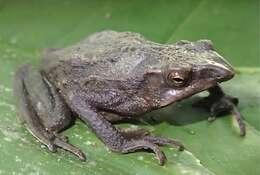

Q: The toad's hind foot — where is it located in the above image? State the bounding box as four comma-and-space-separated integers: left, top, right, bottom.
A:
53, 135, 86, 161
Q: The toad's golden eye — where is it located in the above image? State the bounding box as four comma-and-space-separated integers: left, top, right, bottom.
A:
167, 72, 187, 87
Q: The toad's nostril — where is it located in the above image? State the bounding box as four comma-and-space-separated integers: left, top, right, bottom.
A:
216, 75, 222, 80
211, 65, 235, 82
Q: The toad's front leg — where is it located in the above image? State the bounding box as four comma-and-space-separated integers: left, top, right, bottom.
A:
70, 96, 183, 165
193, 85, 246, 136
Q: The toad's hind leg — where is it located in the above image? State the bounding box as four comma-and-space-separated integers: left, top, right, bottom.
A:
14, 64, 86, 160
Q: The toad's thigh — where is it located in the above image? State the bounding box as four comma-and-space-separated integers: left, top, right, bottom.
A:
15, 64, 74, 132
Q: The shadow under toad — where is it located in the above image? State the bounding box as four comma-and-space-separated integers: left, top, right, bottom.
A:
116, 96, 220, 127
142, 96, 211, 126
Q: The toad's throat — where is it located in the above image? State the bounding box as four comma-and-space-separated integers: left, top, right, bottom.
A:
159, 79, 217, 107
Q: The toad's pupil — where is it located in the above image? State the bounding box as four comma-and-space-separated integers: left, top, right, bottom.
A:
169, 73, 184, 83
173, 77, 184, 83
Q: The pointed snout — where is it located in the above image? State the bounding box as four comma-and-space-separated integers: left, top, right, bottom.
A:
203, 64, 235, 82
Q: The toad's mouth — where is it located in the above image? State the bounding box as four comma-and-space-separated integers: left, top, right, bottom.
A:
159, 79, 218, 107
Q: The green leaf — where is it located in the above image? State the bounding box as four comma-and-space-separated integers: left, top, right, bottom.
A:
0, 0, 259, 174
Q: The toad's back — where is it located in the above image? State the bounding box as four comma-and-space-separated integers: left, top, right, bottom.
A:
41, 31, 164, 80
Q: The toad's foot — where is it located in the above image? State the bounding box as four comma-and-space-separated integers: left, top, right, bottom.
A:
52, 134, 86, 161
192, 85, 246, 136
40, 132, 86, 161
121, 140, 167, 165
114, 128, 184, 165
119, 128, 184, 151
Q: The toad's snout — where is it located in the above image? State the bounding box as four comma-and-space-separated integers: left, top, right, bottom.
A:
201, 64, 235, 82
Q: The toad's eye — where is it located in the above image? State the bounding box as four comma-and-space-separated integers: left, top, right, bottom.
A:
167, 72, 187, 87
